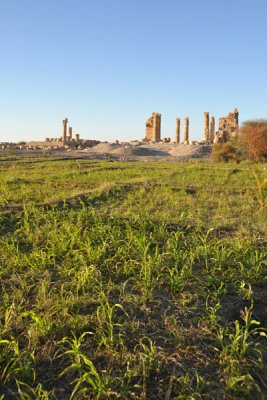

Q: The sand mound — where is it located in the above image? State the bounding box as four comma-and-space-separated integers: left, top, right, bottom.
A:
90, 142, 122, 153
82, 142, 211, 160
111, 146, 170, 157
169, 144, 211, 158
133, 147, 162, 156
111, 146, 135, 156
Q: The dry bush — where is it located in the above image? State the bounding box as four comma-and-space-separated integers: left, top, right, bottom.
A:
239, 120, 267, 161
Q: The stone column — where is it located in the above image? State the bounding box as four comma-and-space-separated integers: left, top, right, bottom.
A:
62, 118, 68, 143
152, 113, 157, 142
146, 115, 153, 142
204, 112, 209, 143
75, 134, 80, 142
68, 127, 72, 140
175, 118, 180, 143
152, 113, 161, 142
184, 117, 189, 144
210, 117, 215, 143
156, 114, 161, 142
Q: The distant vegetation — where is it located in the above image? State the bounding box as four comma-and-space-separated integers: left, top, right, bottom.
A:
239, 120, 267, 161
0, 157, 266, 399
212, 120, 267, 163
211, 139, 244, 163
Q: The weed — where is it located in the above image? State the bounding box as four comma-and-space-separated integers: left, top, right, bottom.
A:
0, 158, 266, 398
252, 169, 267, 210
59, 332, 110, 399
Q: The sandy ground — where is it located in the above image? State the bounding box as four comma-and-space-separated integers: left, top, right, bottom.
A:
0, 143, 212, 161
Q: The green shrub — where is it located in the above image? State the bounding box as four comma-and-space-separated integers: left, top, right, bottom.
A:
212, 140, 245, 163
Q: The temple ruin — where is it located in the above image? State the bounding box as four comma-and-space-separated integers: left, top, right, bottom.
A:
204, 112, 209, 143
210, 116, 215, 143
144, 109, 240, 145
146, 112, 161, 142
216, 108, 239, 142
27, 118, 100, 149
202, 112, 216, 143
175, 118, 180, 143
183, 117, 189, 144
62, 118, 68, 142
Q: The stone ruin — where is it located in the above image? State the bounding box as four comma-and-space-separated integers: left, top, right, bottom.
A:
146, 109, 239, 145
216, 108, 239, 143
145, 113, 190, 144
27, 118, 100, 149
183, 117, 189, 144
146, 113, 191, 144
175, 118, 180, 143
146, 112, 161, 142
46, 118, 100, 148
202, 109, 238, 144
24, 109, 240, 151
175, 117, 190, 144
203, 112, 215, 144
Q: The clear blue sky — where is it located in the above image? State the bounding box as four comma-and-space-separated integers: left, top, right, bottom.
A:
0, 0, 267, 142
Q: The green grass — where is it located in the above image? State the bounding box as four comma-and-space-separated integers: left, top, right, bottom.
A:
0, 156, 266, 399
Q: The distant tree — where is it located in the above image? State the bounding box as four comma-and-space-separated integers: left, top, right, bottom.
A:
239, 120, 267, 161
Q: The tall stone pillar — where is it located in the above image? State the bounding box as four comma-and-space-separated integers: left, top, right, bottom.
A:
152, 113, 157, 142
204, 112, 209, 143
184, 117, 189, 144
175, 118, 180, 143
75, 134, 80, 142
62, 118, 68, 143
210, 117, 215, 143
152, 112, 161, 142
68, 127, 72, 140
146, 115, 153, 142
157, 114, 161, 142
146, 112, 161, 142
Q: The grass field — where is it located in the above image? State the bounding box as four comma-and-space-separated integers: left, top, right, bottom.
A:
0, 156, 266, 399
